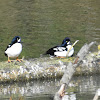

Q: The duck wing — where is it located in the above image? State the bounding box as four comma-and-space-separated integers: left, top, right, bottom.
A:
46, 46, 67, 56
53, 47, 67, 52
46, 46, 58, 56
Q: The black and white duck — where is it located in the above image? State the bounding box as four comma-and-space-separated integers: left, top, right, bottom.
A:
45, 37, 74, 58
5, 36, 22, 62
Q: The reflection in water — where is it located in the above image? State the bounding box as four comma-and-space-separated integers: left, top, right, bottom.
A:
74, 75, 100, 94
63, 93, 76, 100
0, 79, 59, 96
0, 75, 100, 100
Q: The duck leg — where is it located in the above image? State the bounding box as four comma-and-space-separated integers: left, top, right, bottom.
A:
16, 57, 22, 62
8, 57, 12, 63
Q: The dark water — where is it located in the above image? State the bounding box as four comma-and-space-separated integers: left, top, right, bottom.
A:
0, 0, 100, 60
0, 75, 100, 100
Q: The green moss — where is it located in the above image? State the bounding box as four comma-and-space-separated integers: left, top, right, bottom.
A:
0, 61, 24, 70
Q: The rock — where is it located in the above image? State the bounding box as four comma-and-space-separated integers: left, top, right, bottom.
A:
0, 50, 99, 83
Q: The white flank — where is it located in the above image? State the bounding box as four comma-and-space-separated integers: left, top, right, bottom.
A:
54, 45, 74, 57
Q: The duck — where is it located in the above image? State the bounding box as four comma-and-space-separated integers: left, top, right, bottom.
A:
5, 36, 22, 63
45, 37, 74, 58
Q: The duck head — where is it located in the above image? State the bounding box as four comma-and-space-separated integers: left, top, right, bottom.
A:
61, 37, 71, 47
11, 36, 21, 45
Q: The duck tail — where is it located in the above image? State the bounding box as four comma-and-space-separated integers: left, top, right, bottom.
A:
4, 52, 8, 57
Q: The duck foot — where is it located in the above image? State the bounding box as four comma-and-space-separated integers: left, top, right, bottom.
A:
57, 56, 66, 59
8, 60, 13, 63
16, 58, 23, 62
7, 57, 14, 63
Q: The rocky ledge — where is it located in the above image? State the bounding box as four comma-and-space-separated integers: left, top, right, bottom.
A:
0, 52, 100, 83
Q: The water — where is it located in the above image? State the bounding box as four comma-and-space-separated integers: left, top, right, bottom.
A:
0, 0, 100, 60
0, 75, 100, 100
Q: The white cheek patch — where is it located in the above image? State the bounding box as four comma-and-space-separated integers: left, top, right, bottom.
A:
18, 39, 21, 42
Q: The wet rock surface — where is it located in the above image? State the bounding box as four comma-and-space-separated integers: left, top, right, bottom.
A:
75, 52, 100, 75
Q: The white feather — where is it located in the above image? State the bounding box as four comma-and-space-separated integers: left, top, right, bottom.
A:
53, 47, 66, 51
5, 43, 22, 58
54, 45, 74, 57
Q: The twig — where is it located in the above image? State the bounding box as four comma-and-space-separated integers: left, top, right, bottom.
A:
66, 40, 79, 56
93, 89, 100, 100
